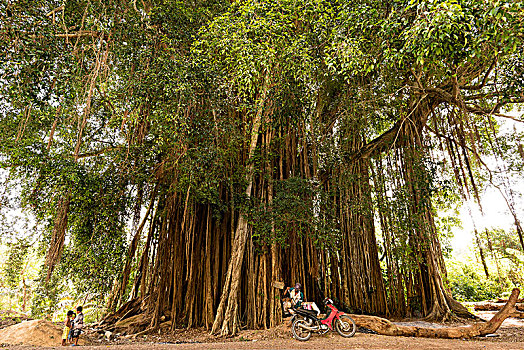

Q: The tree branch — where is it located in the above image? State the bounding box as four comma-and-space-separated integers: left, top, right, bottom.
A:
347, 96, 436, 161
76, 146, 121, 159
461, 57, 498, 91
56, 31, 104, 38
45, 6, 65, 17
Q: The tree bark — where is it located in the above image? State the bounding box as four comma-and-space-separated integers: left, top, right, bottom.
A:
474, 228, 490, 278
474, 303, 524, 312
211, 75, 270, 336
109, 186, 157, 310
45, 193, 71, 282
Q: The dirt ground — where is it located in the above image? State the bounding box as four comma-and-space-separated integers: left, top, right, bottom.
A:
1, 310, 523, 349
2, 333, 524, 350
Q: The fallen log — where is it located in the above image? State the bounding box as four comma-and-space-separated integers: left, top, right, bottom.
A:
474, 303, 524, 311
495, 298, 524, 304
510, 311, 524, 319
350, 288, 520, 339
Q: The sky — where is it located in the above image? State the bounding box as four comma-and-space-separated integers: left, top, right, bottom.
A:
453, 188, 520, 257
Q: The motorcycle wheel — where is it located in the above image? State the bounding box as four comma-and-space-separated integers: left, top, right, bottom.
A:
291, 319, 312, 341
335, 315, 356, 338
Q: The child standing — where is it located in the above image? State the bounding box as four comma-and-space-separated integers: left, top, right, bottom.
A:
68, 312, 76, 343
71, 306, 84, 346
61, 311, 74, 346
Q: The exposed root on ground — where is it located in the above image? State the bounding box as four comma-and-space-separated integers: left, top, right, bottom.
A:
350, 288, 520, 339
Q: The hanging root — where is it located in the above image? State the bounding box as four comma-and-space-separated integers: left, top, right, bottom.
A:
45, 194, 70, 282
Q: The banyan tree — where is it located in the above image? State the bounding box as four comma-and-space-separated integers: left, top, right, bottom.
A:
1, 0, 523, 337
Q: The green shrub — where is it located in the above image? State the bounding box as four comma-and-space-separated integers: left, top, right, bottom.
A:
448, 264, 504, 302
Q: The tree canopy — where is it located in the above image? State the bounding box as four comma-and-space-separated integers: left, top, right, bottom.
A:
1, 0, 523, 335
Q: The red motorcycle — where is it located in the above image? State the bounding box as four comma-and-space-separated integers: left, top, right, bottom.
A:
291, 298, 356, 341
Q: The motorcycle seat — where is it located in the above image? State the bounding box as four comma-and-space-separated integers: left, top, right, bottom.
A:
294, 308, 318, 318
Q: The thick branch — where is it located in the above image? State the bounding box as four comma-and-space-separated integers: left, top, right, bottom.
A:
348, 96, 436, 160
351, 288, 520, 339
349, 79, 522, 162
463, 103, 524, 123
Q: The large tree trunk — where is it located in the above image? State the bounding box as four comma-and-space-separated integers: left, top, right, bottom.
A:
402, 117, 472, 320
366, 98, 472, 320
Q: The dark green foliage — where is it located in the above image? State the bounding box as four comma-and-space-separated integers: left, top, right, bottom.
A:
249, 177, 340, 250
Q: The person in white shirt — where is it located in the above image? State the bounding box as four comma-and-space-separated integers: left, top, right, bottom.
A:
71, 306, 84, 346
283, 283, 304, 314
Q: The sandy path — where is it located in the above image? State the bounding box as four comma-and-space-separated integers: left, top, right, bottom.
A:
6, 333, 524, 350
